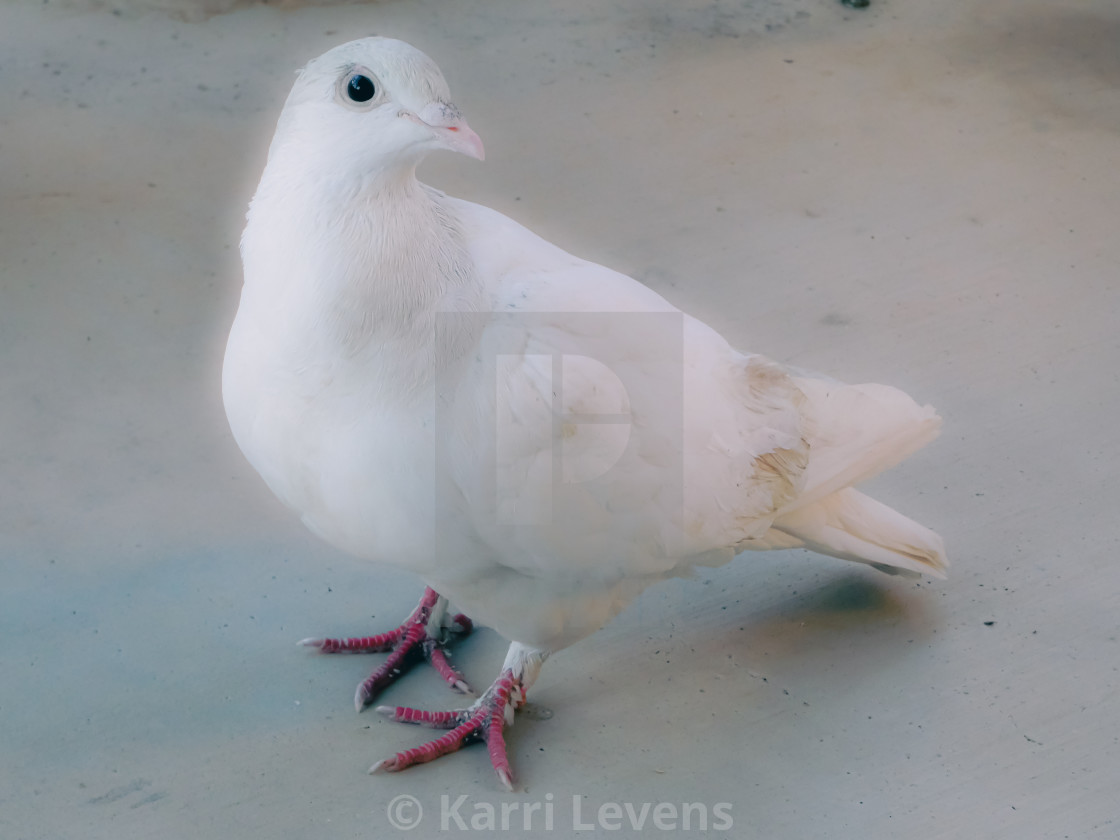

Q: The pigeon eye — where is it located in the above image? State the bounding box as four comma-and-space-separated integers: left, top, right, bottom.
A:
346, 74, 376, 103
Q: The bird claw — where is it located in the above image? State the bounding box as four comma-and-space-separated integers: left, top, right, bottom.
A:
305, 591, 538, 787
302, 587, 474, 711
452, 678, 474, 695
371, 667, 527, 789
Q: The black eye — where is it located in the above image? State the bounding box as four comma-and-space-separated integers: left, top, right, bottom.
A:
346, 74, 376, 103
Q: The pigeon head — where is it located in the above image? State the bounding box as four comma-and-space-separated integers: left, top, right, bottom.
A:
268, 37, 484, 181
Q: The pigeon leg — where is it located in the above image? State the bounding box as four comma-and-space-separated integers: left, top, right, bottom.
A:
370, 642, 548, 791
299, 587, 474, 711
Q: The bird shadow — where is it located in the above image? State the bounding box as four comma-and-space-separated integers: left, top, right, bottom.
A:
740, 573, 929, 647
361, 570, 939, 789
547, 566, 941, 710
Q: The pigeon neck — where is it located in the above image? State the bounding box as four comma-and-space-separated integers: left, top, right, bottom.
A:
241, 163, 481, 374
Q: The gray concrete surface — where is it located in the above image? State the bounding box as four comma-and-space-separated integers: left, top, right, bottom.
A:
2, 0, 1118, 837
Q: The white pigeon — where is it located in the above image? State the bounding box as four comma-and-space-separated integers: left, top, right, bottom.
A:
222, 36, 948, 790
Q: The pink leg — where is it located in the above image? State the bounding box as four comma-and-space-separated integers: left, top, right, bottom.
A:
371, 669, 525, 791
368, 644, 548, 790
299, 587, 473, 712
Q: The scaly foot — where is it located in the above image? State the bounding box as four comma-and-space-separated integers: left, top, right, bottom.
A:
370, 643, 548, 790
299, 587, 473, 711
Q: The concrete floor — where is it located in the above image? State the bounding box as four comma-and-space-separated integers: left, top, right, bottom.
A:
3, 0, 1118, 837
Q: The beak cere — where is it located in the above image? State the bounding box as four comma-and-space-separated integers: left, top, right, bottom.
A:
414, 102, 486, 161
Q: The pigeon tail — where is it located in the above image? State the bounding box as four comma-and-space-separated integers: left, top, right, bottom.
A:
753, 375, 947, 578
770, 487, 947, 579
785, 376, 943, 514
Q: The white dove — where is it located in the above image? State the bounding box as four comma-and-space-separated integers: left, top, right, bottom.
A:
222, 36, 947, 790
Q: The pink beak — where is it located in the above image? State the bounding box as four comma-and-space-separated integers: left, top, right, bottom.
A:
415, 102, 485, 161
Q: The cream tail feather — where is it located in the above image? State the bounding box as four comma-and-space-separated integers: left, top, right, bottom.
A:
745, 376, 947, 579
